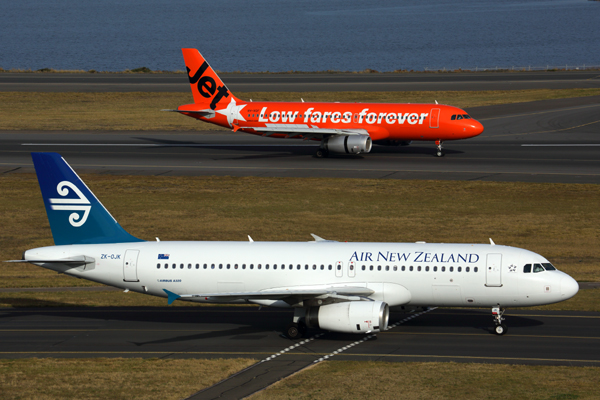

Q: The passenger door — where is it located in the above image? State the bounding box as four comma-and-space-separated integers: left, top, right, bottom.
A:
485, 253, 502, 287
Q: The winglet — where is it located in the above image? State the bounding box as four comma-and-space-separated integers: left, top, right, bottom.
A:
163, 289, 181, 305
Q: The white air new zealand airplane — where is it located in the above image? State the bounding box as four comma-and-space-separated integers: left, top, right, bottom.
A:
10, 153, 579, 338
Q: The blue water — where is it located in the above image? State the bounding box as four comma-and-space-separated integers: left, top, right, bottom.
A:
1, 0, 598, 72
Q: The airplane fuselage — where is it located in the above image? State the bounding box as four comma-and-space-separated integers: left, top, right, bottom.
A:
25, 241, 577, 309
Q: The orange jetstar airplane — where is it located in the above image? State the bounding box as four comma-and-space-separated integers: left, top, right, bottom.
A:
168, 49, 484, 157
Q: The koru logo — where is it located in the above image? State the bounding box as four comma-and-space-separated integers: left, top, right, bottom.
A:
49, 181, 91, 227
508, 264, 517, 273
187, 61, 229, 110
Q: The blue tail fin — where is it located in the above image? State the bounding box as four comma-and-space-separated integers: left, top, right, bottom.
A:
31, 152, 144, 245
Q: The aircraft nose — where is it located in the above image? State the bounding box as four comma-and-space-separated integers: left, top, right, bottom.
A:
560, 276, 579, 300
469, 120, 484, 137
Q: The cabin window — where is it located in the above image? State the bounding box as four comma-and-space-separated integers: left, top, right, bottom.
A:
458, 266, 462, 272
219, 264, 223, 269
172, 264, 176, 269
196, 264, 200, 269
257, 264, 262, 270
265, 264, 269, 270
234, 264, 238, 269
370, 265, 374, 271
157, 263, 160, 269
273, 264, 277, 270
433, 266, 437, 272
289, 264, 293, 270
377, 265, 382, 271
393, 266, 397, 271
337, 265, 342, 271
297, 264, 302, 270
449, 266, 454, 272
401, 266, 406, 271
441, 266, 446, 272
386, 266, 390, 271
250, 264, 254, 270
320, 265, 325, 270
466, 266, 470, 272
313, 264, 317, 270
242, 264, 246, 269
164, 263, 168, 269
227, 264, 231, 269
474, 267, 478, 272
180, 264, 184, 269
328, 265, 333, 270
211, 264, 215, 269
188, 263, 192, 269
417, 266, 422, 272
305, 264, 309, 270
425, 266, 429, 272
409, 266, 414, 271
543, 263, 556, 271
362, 265, 366, 271
203, 263, 208, 269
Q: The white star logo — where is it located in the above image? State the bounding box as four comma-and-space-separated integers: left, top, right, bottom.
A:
216, 98, 247, 127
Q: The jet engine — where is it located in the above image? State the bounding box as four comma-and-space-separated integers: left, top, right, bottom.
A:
324, 135, 372, 154
306, 301, 389, 333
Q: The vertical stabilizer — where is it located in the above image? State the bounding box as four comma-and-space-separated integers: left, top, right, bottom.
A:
181, 48, 237, 109
31, 152, 144, 245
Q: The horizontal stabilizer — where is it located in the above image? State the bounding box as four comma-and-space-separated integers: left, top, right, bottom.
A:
162, 109, 216, 118
6, 255, 95, 265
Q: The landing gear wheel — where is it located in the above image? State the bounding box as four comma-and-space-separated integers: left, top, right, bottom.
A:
315, 149, 329, 158
435, 140, 444, 157
286, 323, 302, 339
495, 323, 508, 335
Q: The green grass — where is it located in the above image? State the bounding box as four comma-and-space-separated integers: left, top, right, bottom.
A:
1, 88, 599, 131
252, 361, 600, 400
0, 358, 256, 400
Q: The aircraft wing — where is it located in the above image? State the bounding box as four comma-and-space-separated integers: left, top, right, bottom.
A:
241, 124, 369, 139
163, 286, 374, 305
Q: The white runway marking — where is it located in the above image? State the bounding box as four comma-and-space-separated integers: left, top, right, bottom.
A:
521, 144, 600, 147
21, 143, 317, 147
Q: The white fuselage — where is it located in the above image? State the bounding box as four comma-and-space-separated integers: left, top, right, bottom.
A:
25, 241, 579, 308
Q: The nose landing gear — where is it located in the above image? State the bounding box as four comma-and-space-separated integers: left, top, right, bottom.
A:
492, 306, 508, 335
435, 140, 444, 157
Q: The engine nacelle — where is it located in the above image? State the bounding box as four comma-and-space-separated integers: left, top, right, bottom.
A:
306, 301, 389, 334
324, 135, 372, 154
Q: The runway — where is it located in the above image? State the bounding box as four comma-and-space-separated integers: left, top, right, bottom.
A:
0, 307, 597, 366
2, 96, 599, 184
1, 70, 599, 92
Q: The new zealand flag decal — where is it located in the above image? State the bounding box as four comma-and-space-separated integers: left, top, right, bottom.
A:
158, 254, 170, 260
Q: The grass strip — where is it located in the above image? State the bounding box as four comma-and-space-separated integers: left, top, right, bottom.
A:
1, 88, 599, 131
0, 287, 596, 311
2, 174, 599, 288
252, 361, 600, 400
0, 358, 256, 400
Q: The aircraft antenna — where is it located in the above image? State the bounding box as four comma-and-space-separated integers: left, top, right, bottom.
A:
435, 100, 438, 104
489, 238, 495, 245
248, 235, 254, 242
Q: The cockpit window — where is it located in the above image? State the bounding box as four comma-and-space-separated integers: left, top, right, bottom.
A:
462, 114, 471, 119
456, 115, 463, 120
451, 115, 456, 120
542, 263, 556, 271
533, 263, 545, 273
523, 264, 531, 273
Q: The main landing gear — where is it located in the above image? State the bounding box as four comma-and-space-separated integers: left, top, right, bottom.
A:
286, 308, 308, 339
315, 148, 329, 158
435, 140, 444, 157
492, 306, 508, 335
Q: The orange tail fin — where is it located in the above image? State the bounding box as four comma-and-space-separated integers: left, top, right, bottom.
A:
181, 48, 235, 109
